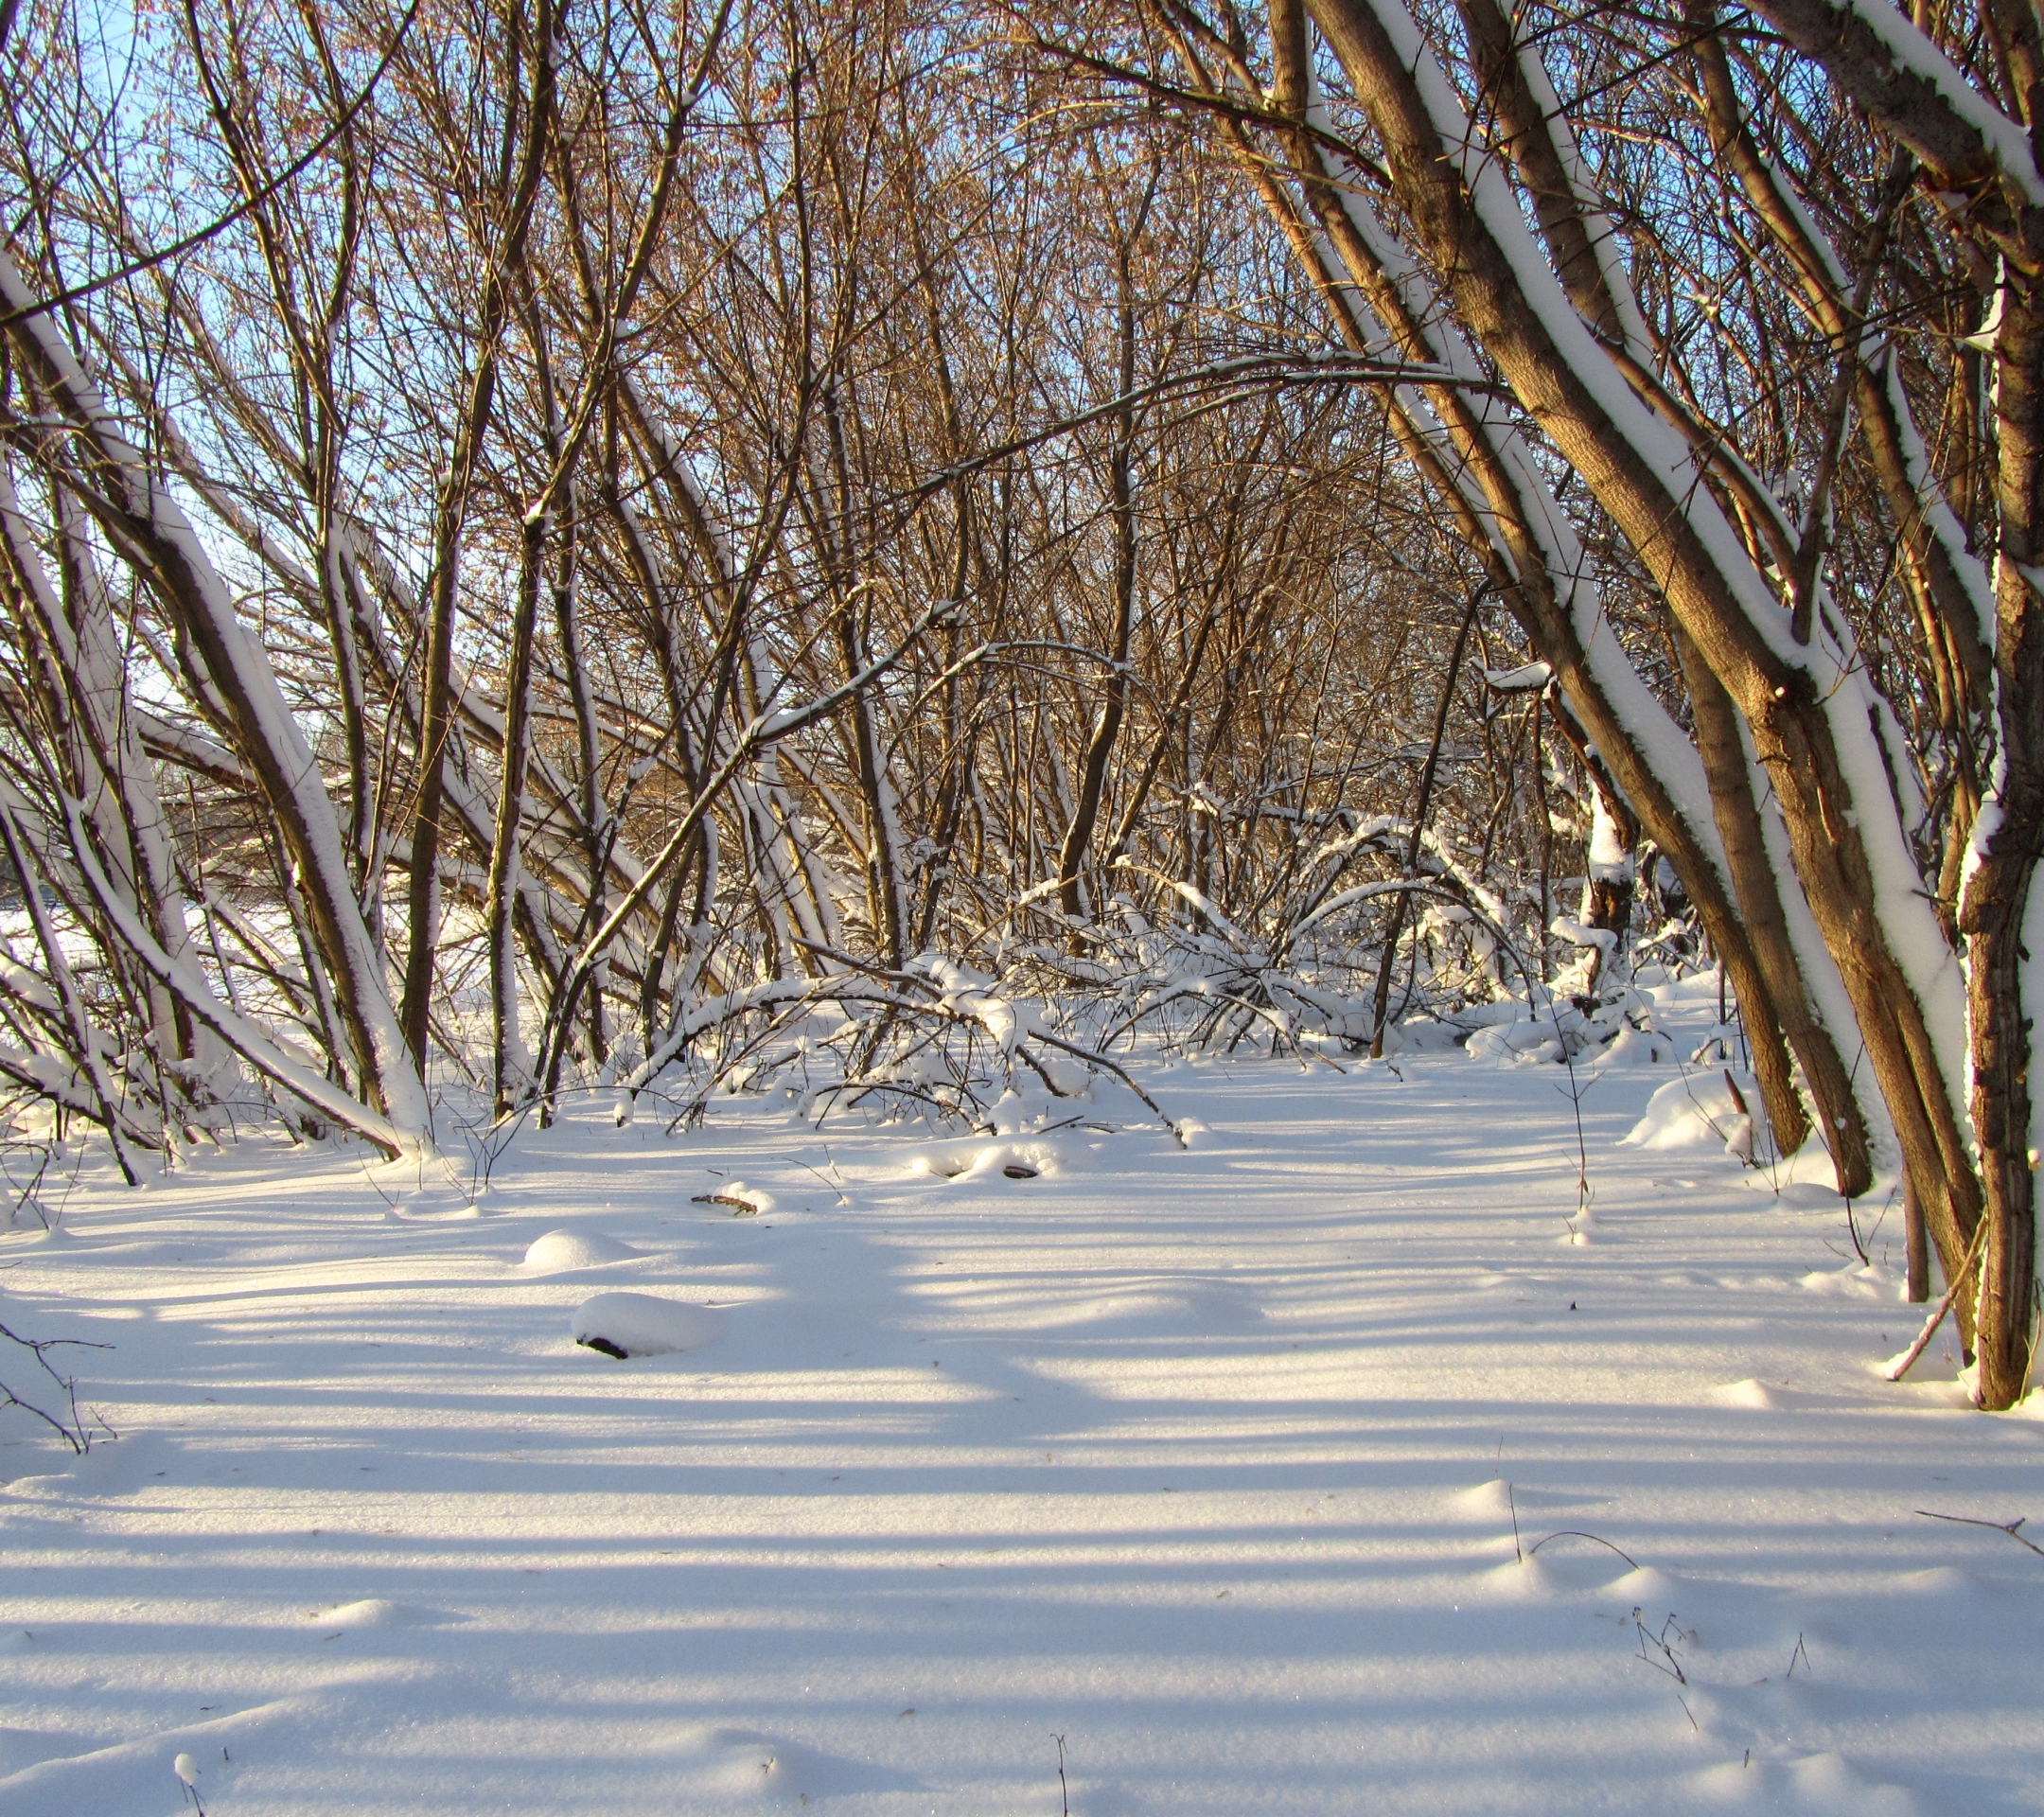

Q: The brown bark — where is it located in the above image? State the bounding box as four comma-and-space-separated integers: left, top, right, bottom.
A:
1242, 0, 1812, 1155
1718, 0, 2042, 1400
401, 0, 558, 1070
1303, 0, 1982, 1329
1961, 286, 2044, 1406
1059, 258, 1141, 944
1673, 626, 1874, 1190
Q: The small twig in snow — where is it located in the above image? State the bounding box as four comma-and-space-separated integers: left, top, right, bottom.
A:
0, 1317, 110, 1454
1524, 1529, 1639, 1569
1914, 1508, 2044, 1559
1632, 1607, 1689, 1684
791, 1158, 849, 1206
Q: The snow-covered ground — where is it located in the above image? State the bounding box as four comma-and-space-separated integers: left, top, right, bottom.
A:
3, 989, 2041, 1815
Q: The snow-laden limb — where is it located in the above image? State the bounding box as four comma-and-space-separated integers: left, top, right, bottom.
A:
1586, 801, 1634, 887
1325, 0, 1837, 668
622, 977, 891, 1097
1550, 916, 1617, 956
1508, 42, 1653, 360
0, 803, 142, 1182
615, 944, 1189, 1146
1882, 354, 1998, 662
1743, 0, 2044, 217
1286, 878, 1426, 944
53, 794, 414, 1159
0, 248, 430, 1147
0, 463, 227, 1108
1295, 100, 1745, 864
1157, 879, 1253, 950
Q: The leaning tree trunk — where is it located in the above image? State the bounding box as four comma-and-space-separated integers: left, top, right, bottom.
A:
0, 249, 432, 1150
1238, 0, 1827, 1163
1299, 0, 1989, 1350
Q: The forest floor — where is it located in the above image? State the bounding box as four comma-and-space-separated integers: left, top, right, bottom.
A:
2, 976, 2041, 1815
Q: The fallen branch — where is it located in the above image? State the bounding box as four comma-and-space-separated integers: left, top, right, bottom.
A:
1885, 1212, 1992, 1381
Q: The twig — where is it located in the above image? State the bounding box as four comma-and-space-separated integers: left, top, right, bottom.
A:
1632, 1607, 1688, 1684
0, 1318, 111, 1453
1053, 1733, 1069, 1817
791, 1157, 850, 1206
1031, 1028, 1186, 1146
1914, 1508, 2044, 1559
1885, 1213, 1992, 1381
1524, 1529, 1640, 1569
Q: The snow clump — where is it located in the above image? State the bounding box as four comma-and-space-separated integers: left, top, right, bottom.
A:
520, 1228, 641, 1271
572, 1292, 720, 1359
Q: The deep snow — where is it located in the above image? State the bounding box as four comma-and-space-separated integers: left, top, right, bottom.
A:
2, 994, 2041, 1815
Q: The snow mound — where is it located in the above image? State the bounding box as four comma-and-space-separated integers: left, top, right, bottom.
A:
1688, 1750, 1921, 1813
1480, 1555, 1564, 1599
0, 1225, 72, 1249
1447, 1479, 1578, 1522
692, 1179, 776, 1215
1466, 1018, 1564, 1065
906, 1138, 1077, 1182
1479, 1543, 1645, 1599
3, 1430, 173, 1499
311, 1599, 457, 1630
572, 1292, 720, 1359
652, 1726, 924, 1802
1622, 1074, 1752, 1152
1800, 1261, 1897, 1298
1453, 1477, 1520, 1519
1601, 1564, 1683, 1605
1027, 1276, 1264, 1333
1894, 1566, 1994, 1601
520, 1228, 641, 1272
1715, 1378, 1784, 1409
1593, 1022, 1673, 1067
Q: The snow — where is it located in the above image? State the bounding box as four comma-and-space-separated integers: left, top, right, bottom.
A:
3, 995, 2042, 1815
570, 1291, 721, 1358
1585, 798, 1634, 882
520, 1228, 643, 1271
1621, 1072, 1753, 1153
